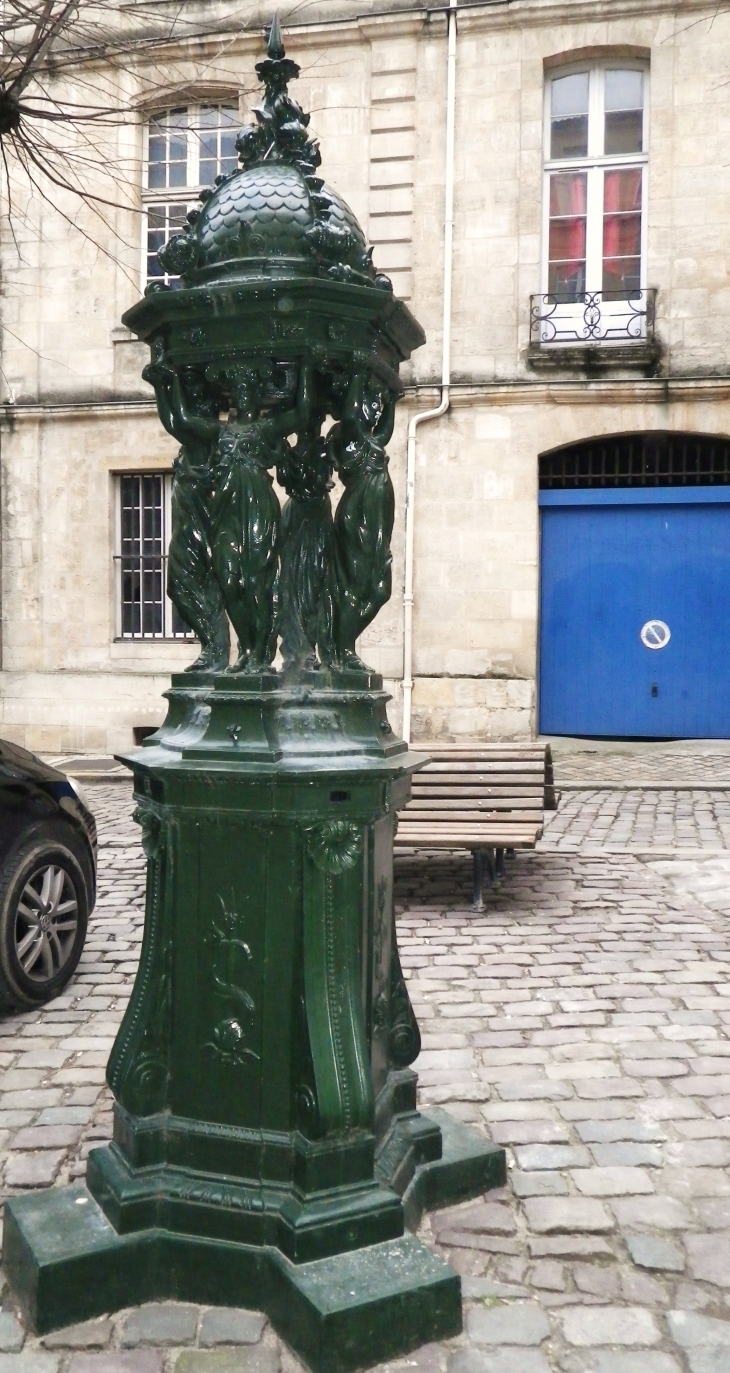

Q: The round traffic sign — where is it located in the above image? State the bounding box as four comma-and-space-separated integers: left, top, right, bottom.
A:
640, 619, 671, 650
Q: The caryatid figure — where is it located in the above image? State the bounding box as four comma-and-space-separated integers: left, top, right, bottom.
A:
143, 349, 230, 673
276, 406, 333, 672
319, 364, 396, 672
163, 361, 314, 673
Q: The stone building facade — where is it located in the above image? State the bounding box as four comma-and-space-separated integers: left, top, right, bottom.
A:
1, 0, 728, 750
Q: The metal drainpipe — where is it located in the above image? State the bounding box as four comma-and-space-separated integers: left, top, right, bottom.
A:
402, 0, 457, 744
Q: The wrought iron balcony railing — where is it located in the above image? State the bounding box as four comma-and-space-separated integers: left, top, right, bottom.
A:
529, 288, 657, 347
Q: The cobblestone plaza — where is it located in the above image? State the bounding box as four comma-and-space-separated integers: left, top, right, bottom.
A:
0, 755, 729, 1371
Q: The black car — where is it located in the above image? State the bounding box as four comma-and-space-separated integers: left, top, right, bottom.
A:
0, 739, 96, 1011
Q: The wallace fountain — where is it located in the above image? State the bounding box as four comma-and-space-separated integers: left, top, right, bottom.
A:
3, 22, 505, 1372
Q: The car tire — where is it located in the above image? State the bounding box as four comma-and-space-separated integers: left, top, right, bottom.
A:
0, 824, 90, 1012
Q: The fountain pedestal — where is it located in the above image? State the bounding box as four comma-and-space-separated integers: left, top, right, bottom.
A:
4, 677, 504, 1370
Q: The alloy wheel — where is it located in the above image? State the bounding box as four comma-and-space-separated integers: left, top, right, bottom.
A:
15, 863, 79, 983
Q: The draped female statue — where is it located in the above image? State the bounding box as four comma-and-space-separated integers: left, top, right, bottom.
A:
143, 349, 230, 672
319, 365, 396, 672
276, 405, 333, 672
160, 360, 313, 673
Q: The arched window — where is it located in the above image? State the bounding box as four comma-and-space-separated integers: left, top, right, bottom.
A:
538, 60, 650, 344
142, 103, 239, 287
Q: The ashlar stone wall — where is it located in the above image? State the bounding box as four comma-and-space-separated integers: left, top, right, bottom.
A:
1, 0, 729, 749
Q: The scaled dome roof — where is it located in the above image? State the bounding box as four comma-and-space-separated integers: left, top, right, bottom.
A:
156, 18, 389, 294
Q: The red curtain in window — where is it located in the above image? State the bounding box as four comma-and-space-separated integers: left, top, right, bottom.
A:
603, 168, 642, 259
549, 173, 587, 279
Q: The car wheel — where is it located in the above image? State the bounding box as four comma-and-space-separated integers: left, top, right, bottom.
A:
0, 827, 90, 1011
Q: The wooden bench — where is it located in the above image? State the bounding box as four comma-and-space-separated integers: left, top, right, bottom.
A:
394, 742, 556, 909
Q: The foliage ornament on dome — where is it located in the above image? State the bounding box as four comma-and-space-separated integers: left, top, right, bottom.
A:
236, 13, 321, 177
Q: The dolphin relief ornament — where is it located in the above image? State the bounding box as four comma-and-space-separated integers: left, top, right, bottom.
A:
2, 19, 506, 1371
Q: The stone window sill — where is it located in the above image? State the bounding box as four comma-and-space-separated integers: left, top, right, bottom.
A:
526, 340, 662, 378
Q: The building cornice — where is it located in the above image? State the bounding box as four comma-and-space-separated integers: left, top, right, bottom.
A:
456, 0, 716, 32
43, 0, 719, 76
0, 400, 158, 424
2, 374, 729, 423
405, 376, 730, 407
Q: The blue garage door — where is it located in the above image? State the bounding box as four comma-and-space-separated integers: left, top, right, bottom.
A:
539, 487, 730, 738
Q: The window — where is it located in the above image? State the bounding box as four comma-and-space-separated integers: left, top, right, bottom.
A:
536, 62, 650, 345
114, 474, 194, 639
142, 104, 239, 288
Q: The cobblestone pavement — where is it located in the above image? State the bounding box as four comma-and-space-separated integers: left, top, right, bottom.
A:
2, 785, 730, 1373
551, 744, 730, 788
540, 790, 730, 852
643, 857, 730, 921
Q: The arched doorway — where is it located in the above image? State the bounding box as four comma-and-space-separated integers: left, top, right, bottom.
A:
538, 431, 730, 738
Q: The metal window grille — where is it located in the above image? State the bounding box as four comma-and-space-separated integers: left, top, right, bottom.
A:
142, 104, 239, 289
539, 432, 730, 490
114, 474, 195, 639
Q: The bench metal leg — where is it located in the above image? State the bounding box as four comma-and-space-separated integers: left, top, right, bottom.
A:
506, 847, 516, 860
472, 848, 502, 910
472, 850, 486, 911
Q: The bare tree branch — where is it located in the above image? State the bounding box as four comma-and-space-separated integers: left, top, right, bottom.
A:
0, 2, 256, 238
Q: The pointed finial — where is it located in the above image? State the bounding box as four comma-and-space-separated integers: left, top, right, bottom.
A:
267, 13, 285, 60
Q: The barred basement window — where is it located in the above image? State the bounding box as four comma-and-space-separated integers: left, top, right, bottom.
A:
142, 104, 239, 288
539, 432, 730, 490
114, 474, 195, 639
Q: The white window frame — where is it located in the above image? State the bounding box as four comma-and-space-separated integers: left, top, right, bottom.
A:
540, 60, 650, 344
113, 472, 195, 641
141, 102, 240, 289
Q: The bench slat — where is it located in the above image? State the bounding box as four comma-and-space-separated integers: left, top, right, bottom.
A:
411, 785, 540, 796
416, 758, 545, 768
396, 838, 542, 846
412, 777, 544, 785
398, 820, 542, 828
392, 818, 540, 829
412, 757, 545, 765
415, 757, 546, 765
412, 775, 544, 784
414, 796, 543, 801
406, 802, 543, 816
408, 796, 543, 801
410, 785, 545, 796
395, 834, 542, 847
396, 829, 542, 839
419, 744, 546, 754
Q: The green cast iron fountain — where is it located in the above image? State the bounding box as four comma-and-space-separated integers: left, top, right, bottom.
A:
3, 22, 505, 1371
